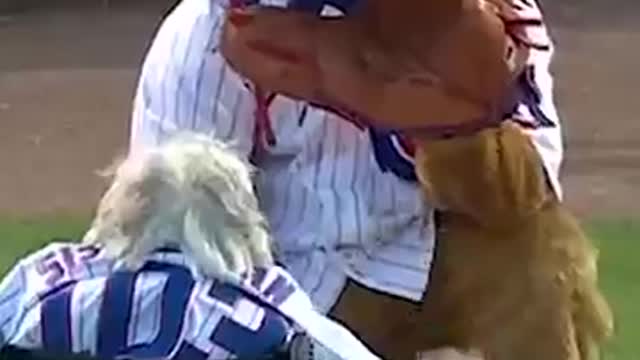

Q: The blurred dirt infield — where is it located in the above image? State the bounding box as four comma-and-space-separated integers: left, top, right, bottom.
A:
0, 0, 638, 218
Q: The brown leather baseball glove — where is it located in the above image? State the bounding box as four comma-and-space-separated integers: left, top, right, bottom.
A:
220, 0, 528, 137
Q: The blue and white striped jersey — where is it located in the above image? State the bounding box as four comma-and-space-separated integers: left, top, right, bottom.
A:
129, 0, 563, 313
0, 242, 378, 360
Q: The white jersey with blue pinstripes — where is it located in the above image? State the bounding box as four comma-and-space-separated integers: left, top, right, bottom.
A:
129, 0, 563, 312
0, 242, 380, 360
0, 243, 293, 359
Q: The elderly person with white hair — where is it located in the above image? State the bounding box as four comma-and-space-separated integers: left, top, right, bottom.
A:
0, 133, 478, 360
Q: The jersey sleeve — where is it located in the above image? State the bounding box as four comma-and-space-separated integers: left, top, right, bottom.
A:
0, 242, 109, 353
0, 258, 29, 348
500, 0, 564, 198
129, 0, 258, 159
0, 243, 70, 348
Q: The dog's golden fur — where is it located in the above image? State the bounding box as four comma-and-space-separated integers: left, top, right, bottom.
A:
330, 121, 613, 360
219, 1, 613, 357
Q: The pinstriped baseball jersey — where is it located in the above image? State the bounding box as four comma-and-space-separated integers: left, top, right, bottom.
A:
129, 0, 563, 312
504, 0, 565, 199
0, 242, 379, 360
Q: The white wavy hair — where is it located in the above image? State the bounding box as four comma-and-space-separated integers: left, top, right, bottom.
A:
82, 132, 274, 283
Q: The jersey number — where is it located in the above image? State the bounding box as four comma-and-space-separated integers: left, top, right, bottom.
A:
35, 245, 99, 288
41, 261, 293, 359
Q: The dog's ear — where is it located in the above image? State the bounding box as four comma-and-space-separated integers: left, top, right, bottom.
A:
95, 150, 128, 181
413, 121, 550, 228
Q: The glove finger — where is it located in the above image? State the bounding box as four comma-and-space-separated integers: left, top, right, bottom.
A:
220, 6, 388, 124
221, 6, 323, 102
220, 4, 491, 131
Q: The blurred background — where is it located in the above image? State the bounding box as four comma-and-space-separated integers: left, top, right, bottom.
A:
0, 0, 638, 217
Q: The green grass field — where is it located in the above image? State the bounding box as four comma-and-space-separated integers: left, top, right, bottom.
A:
0, 216, 637, 359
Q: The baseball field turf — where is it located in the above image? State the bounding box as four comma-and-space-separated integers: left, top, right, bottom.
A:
0, 217, 636, 359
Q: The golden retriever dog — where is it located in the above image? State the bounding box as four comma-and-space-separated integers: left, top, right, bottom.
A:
330, 123, 614, 359
219, 0, 615, 358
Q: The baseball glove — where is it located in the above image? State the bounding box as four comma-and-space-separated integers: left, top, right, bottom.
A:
220, 0, 528, 137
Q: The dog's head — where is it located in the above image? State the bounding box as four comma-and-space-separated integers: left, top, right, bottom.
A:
83, 132, 273, 283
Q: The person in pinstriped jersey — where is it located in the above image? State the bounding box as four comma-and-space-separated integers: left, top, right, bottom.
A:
129, 0, 570, 358
131, 0, 439, 316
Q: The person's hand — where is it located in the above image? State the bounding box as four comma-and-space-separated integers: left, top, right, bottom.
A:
220, 0, 525, 135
